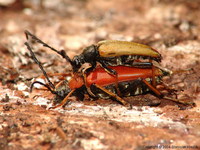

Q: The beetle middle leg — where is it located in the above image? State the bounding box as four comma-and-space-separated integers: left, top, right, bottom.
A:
81, 61, 121, 97
93, 84, 131, 108
97, 59, 123, 96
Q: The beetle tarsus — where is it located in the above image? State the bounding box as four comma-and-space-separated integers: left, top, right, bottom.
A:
163, 96, 195, 106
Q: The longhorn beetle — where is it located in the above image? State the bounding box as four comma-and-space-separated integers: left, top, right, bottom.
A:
24, 30, 161, 76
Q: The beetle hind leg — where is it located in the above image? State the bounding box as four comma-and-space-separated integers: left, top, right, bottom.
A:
142, 79, 194, 105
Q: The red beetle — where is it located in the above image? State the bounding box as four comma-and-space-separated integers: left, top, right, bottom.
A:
30, 64, 172, 108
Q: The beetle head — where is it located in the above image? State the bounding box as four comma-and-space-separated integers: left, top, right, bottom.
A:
71, 45, 98, 72
72, 55, 85, 72
53, 87, 72, 104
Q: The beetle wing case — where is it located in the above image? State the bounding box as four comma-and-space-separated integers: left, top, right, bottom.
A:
86, 66, 164, 87
98, 40, 161, 59
85, 66, 165, 100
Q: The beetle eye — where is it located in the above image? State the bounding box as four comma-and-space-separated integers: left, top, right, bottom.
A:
72, 56, 82, 69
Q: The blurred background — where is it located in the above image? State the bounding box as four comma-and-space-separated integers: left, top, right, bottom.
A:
0, 0, 199, 149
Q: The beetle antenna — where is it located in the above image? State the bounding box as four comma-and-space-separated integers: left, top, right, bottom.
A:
24, 30, 74, 68
24, 42, 55, 89
30, 81, 57, 95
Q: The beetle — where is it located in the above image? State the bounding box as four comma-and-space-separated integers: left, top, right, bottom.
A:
31, 64, 194, 109
24, 30, 162, 76
25, 40, 180, 107
31, 65, 169, 108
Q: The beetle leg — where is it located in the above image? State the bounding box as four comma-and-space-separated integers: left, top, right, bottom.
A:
142, 79, 194, 105
82, 66, 96, 97
98, 59, 117, 75
152, 65, 156, 87
131, 62, 153, 68
114, 75, 122, 97
49, 89, 75, 109
156, 81, 195, 105
153, 63, 173, 75
159, 81, 178, 98
162, 96, 195, 105
55, 80, 66, 89
147, 59, 156, 87
98, 60, 122, 96
142, 79, 162, 97
94, 84, 131, 107
131, 61, 156, 87
84, 73, 96, 97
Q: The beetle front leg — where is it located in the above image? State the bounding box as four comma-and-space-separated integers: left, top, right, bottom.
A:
49, 89, 75, 109
98, 59, 117, 75
82, 66, 96, 97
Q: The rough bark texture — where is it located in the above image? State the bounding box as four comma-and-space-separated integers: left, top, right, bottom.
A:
0, 0, 200, 149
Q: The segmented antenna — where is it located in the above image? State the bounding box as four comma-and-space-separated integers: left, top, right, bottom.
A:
24, 41, 55, 90
30, 81, 56, 94
24, 30, 74, 67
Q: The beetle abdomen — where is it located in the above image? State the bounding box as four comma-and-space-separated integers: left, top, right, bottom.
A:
90, 77, 161, 99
